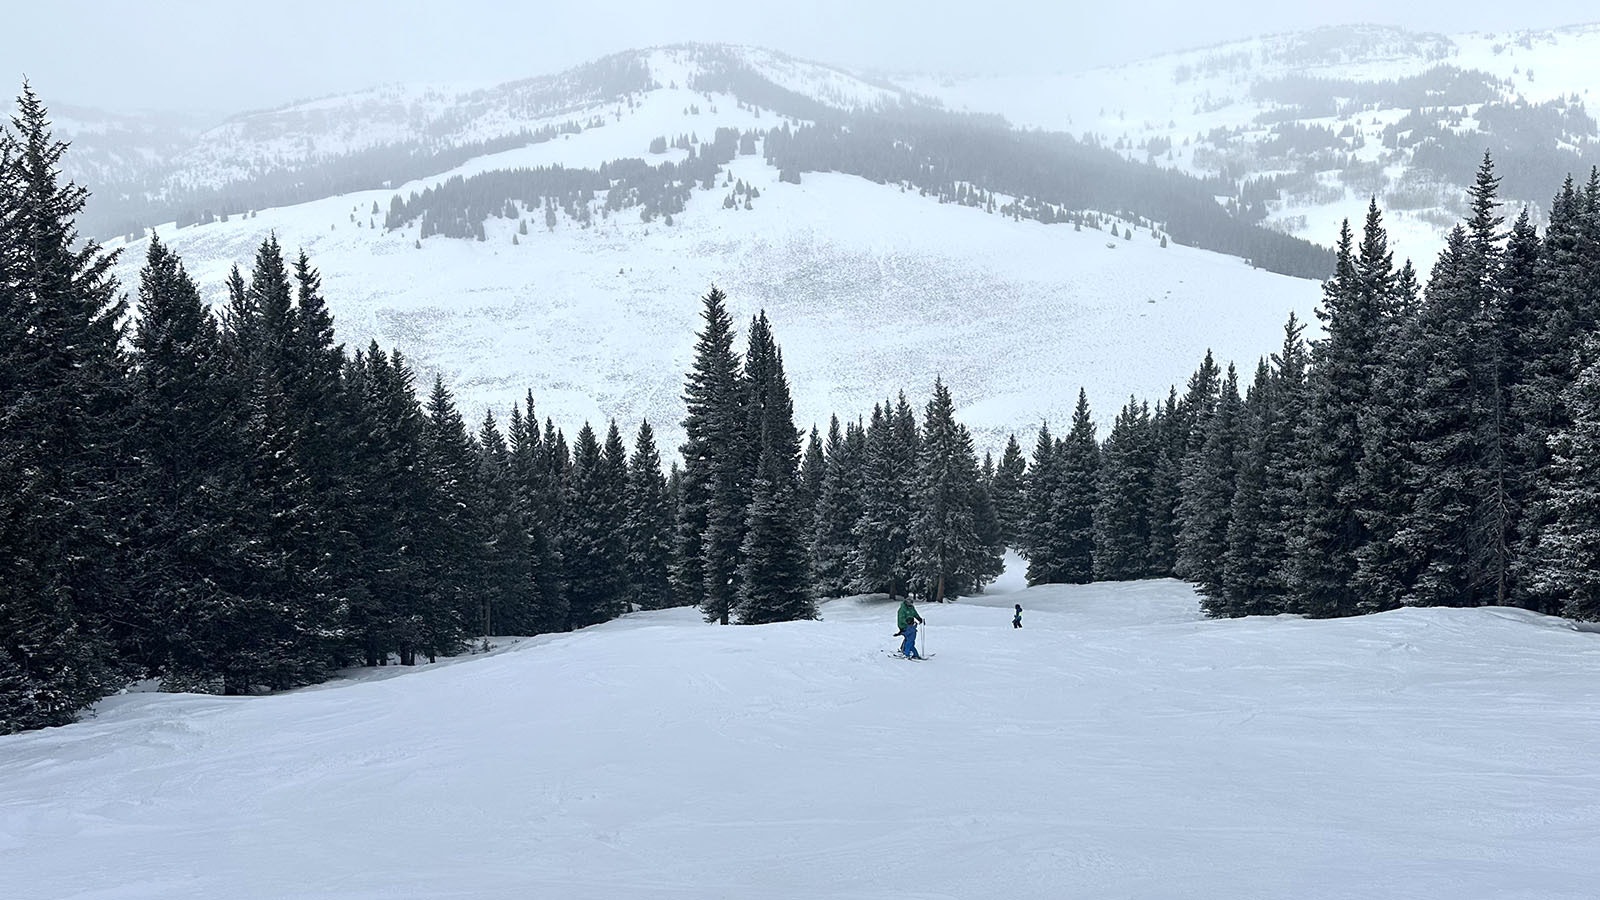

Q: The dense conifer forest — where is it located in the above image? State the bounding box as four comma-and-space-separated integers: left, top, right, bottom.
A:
5, 82, 1600, 735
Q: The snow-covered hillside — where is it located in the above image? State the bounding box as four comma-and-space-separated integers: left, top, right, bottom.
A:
109, 122, 1320, 451
4, 566, 1596, 899
900, 23, 1600, 264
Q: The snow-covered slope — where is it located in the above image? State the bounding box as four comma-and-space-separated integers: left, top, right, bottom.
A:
899, 23, 1600, 264
4, 566, 1596, 899
110, 127, 1321, 451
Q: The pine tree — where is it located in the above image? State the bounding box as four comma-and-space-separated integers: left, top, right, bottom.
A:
1523, 337, 1600, 621
676, 287, 747, 623
1217, 315, 1310, 616
126, 235, 254, 683
624, 421, 675, 611
1052, 391, 1101, 583
420, 376, 490, 644
1020, 422, 1059, 582
1094, 399, 1156, 581
810, 416, 864, 597
564, 423, 631, 627
0, 85, 131, 729
796, 426, 825, 542
1289, 207, 1393, 617
475, 411, 539, 637
737, 445, 817, 623
851, 402, 915, 597
990, 434, 1027, 547
909, 379, 999, 600
1175, 364, 1243, 593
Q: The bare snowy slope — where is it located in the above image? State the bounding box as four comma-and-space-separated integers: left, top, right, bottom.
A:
900, 23, 1600, 264
109, 111, 1320, 451
4, 570, 1596, 899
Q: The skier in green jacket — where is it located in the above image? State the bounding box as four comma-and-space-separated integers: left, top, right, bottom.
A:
896, 598, 924, 659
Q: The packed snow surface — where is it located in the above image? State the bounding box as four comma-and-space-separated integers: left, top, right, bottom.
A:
4, 563, 1597, 899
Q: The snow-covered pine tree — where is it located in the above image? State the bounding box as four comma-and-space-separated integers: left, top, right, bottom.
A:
1217, 315, 1310, 617
796, 426, 825, 544
1020, 422, 1060, 583
1094, 399, 1157, 581
809, 416, 864, 597
0, 85, 131, 729
909, 379, 1000, 600
852, 402, 915, 598
1513, 175, 1600, 615
676, 287, 747, 624
737, 444, 817, 623
475, 411, 540, 637
563, 423, 630, 628
1051, 390, 1101, 584
625, 421, 676, 611
989, 434, 1027, 547
1175, 364, 1243, 593
1288, 209, 1392, 618
126, 235, 236, 677
421, 376, 491, 643
1522, 336, 1600, 621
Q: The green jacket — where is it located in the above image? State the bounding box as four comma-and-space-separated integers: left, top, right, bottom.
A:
897, 600, 923, 631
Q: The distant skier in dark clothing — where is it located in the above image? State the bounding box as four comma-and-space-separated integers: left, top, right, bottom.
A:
1013, 604, 1022, 629
897, 598, 924, 658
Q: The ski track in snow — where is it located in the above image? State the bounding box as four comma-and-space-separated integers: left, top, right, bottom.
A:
4, 559, 1598, 899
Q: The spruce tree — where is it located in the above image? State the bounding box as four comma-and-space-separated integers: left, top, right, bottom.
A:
1052, 390, 1101, 583
1289, 207, 1393, 617
0, 85, 130, 729
810, 416, 864, 597
990, 434, 1028, 547
1020, 422, 1060, 583
126, 235, 234, 676
737, 445, 817, 623
1094, 399, 1157, 581
909, 379, 999, 600
625, 421, 675, 611
563, 423, 630, 627
1175, 363, 1244, 592
852, 403, 915, 597
677, 287, 747, 623
1523, 338, 1600, 621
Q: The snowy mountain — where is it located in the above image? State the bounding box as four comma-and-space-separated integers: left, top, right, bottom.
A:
4, 567, 1596, 899
899, 23, 1600, 264
82, 44, 1330, 451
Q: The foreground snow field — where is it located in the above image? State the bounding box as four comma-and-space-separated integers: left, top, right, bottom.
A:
3, 565, 1597, 899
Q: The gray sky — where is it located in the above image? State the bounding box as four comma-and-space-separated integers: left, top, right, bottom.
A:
10, 1, 1599, 115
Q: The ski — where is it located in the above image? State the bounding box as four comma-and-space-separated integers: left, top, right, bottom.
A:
886, 652, 935, 660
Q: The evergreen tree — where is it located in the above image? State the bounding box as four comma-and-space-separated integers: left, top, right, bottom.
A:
1020, 422, 1059, 582
676, 287, 747, 623
909, 379, 999, 600
420, 376, 490, 643
475, 411, 540, 637
624, 421, 675, 611
0, 85, 130, 729
1289, 207, 1393, 617
1052, 390, 1101, 583
810, 416, 864, 597
1218, 315, 1310, 616
796, 426, 825, 541
851, 402, 915, 597
737, 445, 817, 623
1522, 337, 1600, 621
1094, 399, 1157, 580
563, 423, 630, 628
126, 235, 235, 677
990, 434, 1028, 547
1175, 364, 1244, 592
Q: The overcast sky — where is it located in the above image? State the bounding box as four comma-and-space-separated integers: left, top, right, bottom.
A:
10, 1, 1598, 116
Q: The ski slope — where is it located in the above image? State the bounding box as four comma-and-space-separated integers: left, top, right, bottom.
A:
4, 562, 1596, 899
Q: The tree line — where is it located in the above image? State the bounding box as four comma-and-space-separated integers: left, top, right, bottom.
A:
0, 89, 1002, 733
1013, 153, 1600, 625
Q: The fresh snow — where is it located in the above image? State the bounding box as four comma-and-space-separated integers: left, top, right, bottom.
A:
111, 111, 1321, 454
4, 559, 1597, 899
